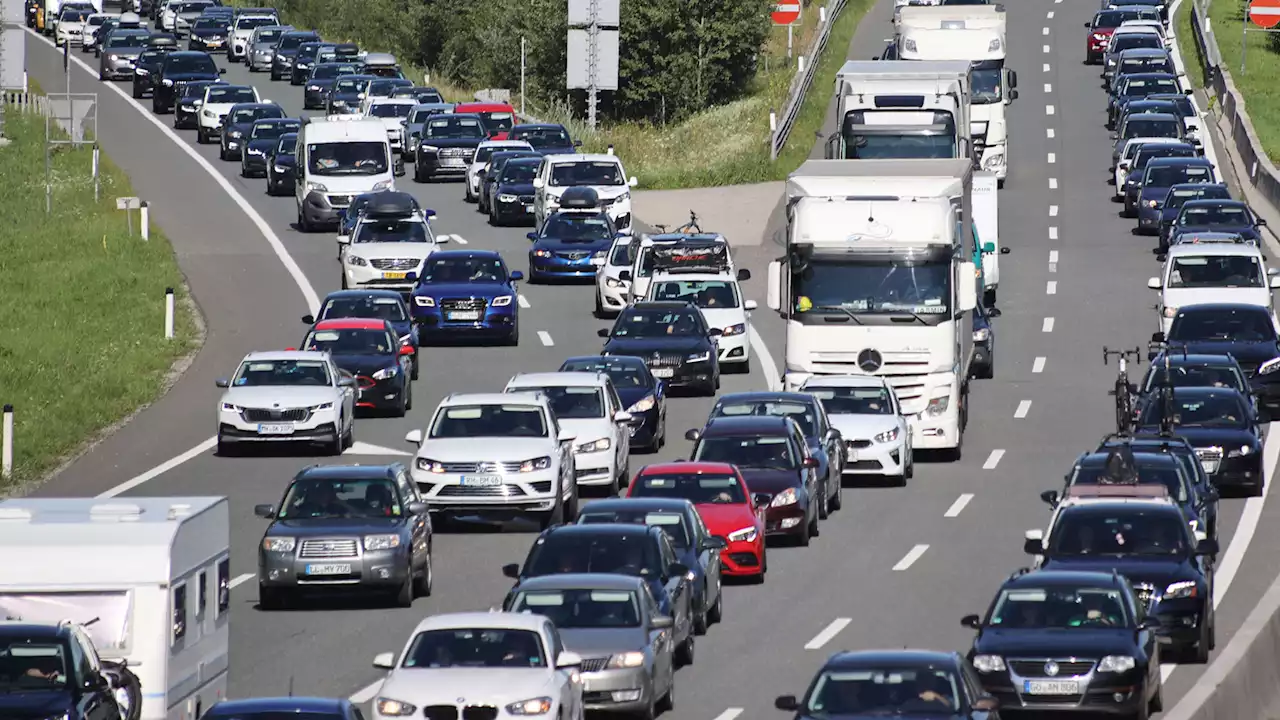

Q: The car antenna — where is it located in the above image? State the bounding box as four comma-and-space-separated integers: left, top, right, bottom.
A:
288, 676, 294, 697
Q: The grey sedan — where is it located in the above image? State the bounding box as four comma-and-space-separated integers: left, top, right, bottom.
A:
504, 573, 676, 718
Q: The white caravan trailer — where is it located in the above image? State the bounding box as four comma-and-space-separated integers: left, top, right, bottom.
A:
0, 497, 231, 720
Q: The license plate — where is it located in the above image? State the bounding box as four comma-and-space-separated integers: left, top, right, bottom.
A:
383, 271, 408, 280
847, 449, 859, 462
525, 205, 534, 212
442, 158, 464, 166
1023, 681, 1080, 695
447, 310, 480, 321
1201, 460, 1219, 473
461, 475, 502, 486
305, 563, 351, 575
258, 423, 294, 434
652, 368, 674, 378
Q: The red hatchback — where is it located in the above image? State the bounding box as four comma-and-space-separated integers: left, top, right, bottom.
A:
1086, 7, 1156, 64
626, 462, 769, 581
454, 101, 517, 140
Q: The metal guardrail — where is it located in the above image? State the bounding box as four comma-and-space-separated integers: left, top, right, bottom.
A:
771, 0, 849, 160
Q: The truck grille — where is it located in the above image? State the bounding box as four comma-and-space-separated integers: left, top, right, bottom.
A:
298, 538, 358, 559
241, 408, 310, 423
441, 298, 489, 313
327, 194, 354, 207
437, 485, 526, 497
370, 258, 419, 270
579, 656, 610, 673
436, 461, 526, 473
1008, 659, 1095, 677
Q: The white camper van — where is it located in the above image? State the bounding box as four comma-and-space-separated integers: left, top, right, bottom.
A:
0, 497, 231, 720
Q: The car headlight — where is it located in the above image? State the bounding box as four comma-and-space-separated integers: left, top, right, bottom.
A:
505, 697, 553, 716
416, 458, 445, 473
874, 426, 900, 444
606, 277, 625, 288
520, 456, 553, 472
418, 144, 438, 153
1163, 580, 1198, 599
727, 525, 758, 543
229, 130, 242, 138
981, 152, 1005, 171
533, 249, 552, 258
1259, 357, 1280, 375
491, 295, 513, 307
414, 296, 435, 307
375, 698, 416, 717
310, 402, 333, 411
972, 654, 1005, 673
201, 109, 216, 119
973, 327, 990, 342
1145, 199, 1160, 208
345, 254, 368, 266
926, 396, 949, 416
363, 534, 401, 550
498, 193, 518, 202
372, 366, 399, 380
134, 67, 148, 75
247, 147, 263, 156
606, 652, 645, 669
1097, 655, 1136, 673
307, 84, 320, 91
1162, 305, 1179, 319
1228, 444, 1254, 458
720, 323, 746, 337
373, 179, 393, 191
687, 351, 710, 362
161, 78, 173, 86
626, 394, 655, 413
273, 164, 288, 173
220, 402, 239, 412
261, 537, 295, 552
770, 487, 798, 507
575, 437, 611, 454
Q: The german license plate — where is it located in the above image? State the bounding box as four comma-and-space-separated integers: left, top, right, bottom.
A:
1023, 680, 1080, 695
305, 563, 351, 575
1201, 460, 1219, 473
525, 205, 534, 213
652, 368, 674, 378
461, 475, 502, 486
847, 449, 858, 463
442, 158, 464, 166
447, 310, 480, 321
258, 423, 294, 434
383, 271, 408, 280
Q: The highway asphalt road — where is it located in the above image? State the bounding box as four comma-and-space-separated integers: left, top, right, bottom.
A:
20, 0, 1280, 714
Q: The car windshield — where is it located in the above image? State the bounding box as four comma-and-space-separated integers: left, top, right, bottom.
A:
631, 472, 746, 504
989, 587, 1131, 628
1166, 186, 1230, 209
401, 629, 546, 669
551, 161, 624, 187
1145, 164, 1211, 187
1120, 57, 1171, 73
714, 400, 817, 437
1095, 9, 1142, 26
428, 404, 547, 438
1138, 391, 1250, 428
277, 477, 402, 519
651, 279, 739, 309
409, 108, 447, 123
88, 15, 107, 25
1112, 34, 1161, 51
793, 257, 953, 316
353, 218, 430, 244
277, 33, 313, 51
579, 510, 691, 549
276, 134, 297, 154
207, 86, 255, 103
510, 385, 604, 419
525, 533, 655, 576
511, 589, 642, 629
139, 49, 168, 63
308, 141, 388, 176
193, 17, 223, 29
1167, 254, 1264, 288
165, 54, 217, 74
1134, 147, 1194, 170
251, 122, 296, 140
1122, 78, 1178, 98
231, 107, 281, 125
806, 385, 895, 415
501, 161, 540, 183
970, 66, 1001, 103
253, 29, 283, 44
1170, 307, 1276, 342
694, 435, 796, 470
805, 668, 961, 716
1124, 116, 1179, 138
1180, 205, 1251, 225
609, 240, 635, 266
1049, 510, 1191, 556
368, 80, 409, 96
236, 17, 274, 30
419, 256, 505, 282
541, 214, 613, 242
232, 359, 331, 386
559, 359, 651, 389
1145, 363, 1245, 393
61, 9, 88, 20
333, 77, 371, 93
312, 64, 357, 79
107, 32, 148, 47
425, 116, 485, 139
611, 308, 702, 338
369, 103, 412, 119
179, 2, 210, 12
0, 640, 68, 690
320, 296, 406, 323
302, 328, 393, 355
477, 110, 515, 132
1070, 461, 1188, 502
511, 126, 573, 148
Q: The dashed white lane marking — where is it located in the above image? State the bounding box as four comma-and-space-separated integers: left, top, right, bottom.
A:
983, 449, 1005, 470
1043, 317, 1056, 332
451, 235, 469, 245
1046, 104, 1055, 115
1033, 356, 1047, 373
1049, 178, 1059, 189
1050, 204, 1059, 216
945, 494, 975, 518
805, 618, 852, 650
1049, 249, 1059, 263
1046, 280, 1058, 295
1042, 26, 1050, 35
1049, 226, 1059, 240
1047, 152, 1057, 164
1047, 128, 1055, 138
893, 545, 930, 571
1047, 10, 1055, 17
1043, 44, 1051, 53
1014, 400, 1032, 419
1044, 83, 1053, 92
350, 680, 382, 704
230, 573, 254, 588
537, 331, 554, 346
1043, 62, 1051, 72
712, 709, 745, 720
517, 294, 531, 309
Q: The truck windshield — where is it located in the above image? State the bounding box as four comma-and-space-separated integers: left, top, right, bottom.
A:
307, 141, 388, 176
970, 64, 1002, 104
842, 131, 956, 159
792, 258, 953, 320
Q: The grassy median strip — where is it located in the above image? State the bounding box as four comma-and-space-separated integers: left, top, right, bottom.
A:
0, 98, 199, 493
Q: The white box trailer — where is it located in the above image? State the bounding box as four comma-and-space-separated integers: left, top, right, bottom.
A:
0, 497, 231, 720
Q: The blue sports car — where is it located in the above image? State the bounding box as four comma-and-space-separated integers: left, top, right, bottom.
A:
410, 250, 522, 345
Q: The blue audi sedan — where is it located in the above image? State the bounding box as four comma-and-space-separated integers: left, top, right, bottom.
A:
410, 250, 522, 345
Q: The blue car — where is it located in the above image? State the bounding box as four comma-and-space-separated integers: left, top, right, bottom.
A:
528, 210, 618, 282
489, 156, 541, 226
1120, 142, 1196, 216
559, 354, 668, 451
1134, 157, 1216, 234
304, 288, 419, 379
219, 102, 285, 161
410, 250, 522, 345
1157, 183, 1231, 248
1169, 199, 1267, 245
265, 131, 298, 196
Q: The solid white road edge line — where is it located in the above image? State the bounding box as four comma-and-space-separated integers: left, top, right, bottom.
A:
804, 618, 852, 650
892, 544, 929, 571
229, 573, 255, 589
749, 324, 783, 392
944, 494, 974, 518
98, 437, 217, 498
982, 449, 1005, 470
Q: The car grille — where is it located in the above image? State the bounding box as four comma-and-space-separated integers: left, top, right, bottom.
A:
846, 439, 873, 449
371, 258, 419, 271
441, 298, 489, 313
462, 708, 497, 720
645, 353, 685, 368
437, 485, 527, 497
423, 707, 458, 720
519, 194, 534, 204
579, 657, 610, 673
556, 251, 592, 261
439, 147, 474, 160
847, 459, 884, 470
1008, 659, 1095, 677
241, 407, 310, 423
1133, 583, 1157, 610
298, 538, 358, 559
327, 194, 354, 207
729, 552, 760, 567
530, 481, 553, 494
435, 461, 527, 473
1195, 447, 1223, 474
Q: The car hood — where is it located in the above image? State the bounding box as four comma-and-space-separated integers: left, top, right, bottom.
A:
267, 517, 409, 536
378, 668, 557, 705
1040, 556, 1199, 589
1136, 425, 1259, 449
306, 78, 338, 90
167, 71, 220, 82
413, 282, 512, 299
698, 307, 747, 331
556, 417, 613, 444
558, 627, 649, 656
1167, 339, 1277, 363
694, 502, 757, 535
275, 47, 301, 58
1140, 186, 1177, 204
105, 47, 145, 57
202, 101, 239, 116
0, 691, 73, 718
417, 436, 557, 461
828, 414, 901, 441
497, 181, 536, 195
974, 627, 1138, 658
192, 28, 225, 37
328, 353, 401, 375
423, 138, 484, 149
603, 337, 709, 357
1163, 287, 1271, 311
736, 468, 803, 495
534, 237, 611, 254
345, 243, 436, 262
272, 154, 296, 166
547, 185, 630, 201
226, 121, 258, 135
221, 385, 336, 408
246, 138, 280, 152
616, 385, 655, 408
318, 175, 393, 194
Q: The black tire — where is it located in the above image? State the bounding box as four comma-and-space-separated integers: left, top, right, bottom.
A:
809, 509, 820, 538
655, 675, 674, 714
102, 661, 142, 720
675, 633, 694, 667
707, 587, 723, 624
830, 476, 843, 511
817, 480, 830, 520
392, 567, 414, 607
976, 359, 994, 380
1148, 678, 1163, 714
216, 435, 234, 457
404, 380, 413, 411
796, 513, 811, 547
411, 357, 420, 380
414, 552, 433, 597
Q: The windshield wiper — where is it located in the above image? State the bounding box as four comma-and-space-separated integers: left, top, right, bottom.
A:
887, 309, 932, 325
813, 304, 864, 324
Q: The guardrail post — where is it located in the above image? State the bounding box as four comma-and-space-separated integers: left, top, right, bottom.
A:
1, 404, 13, 480
140, 201, 150, 241
770, 110, 779, 160
164, 288, 175, 339
798, 55, 806, 74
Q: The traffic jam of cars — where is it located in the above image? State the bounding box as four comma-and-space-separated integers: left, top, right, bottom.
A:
22, 0, 1280, 717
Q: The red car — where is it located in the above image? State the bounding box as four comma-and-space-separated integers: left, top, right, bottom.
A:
626, 461, 769, 581
1085, 7, 1155, 64
454, 101, 517, 140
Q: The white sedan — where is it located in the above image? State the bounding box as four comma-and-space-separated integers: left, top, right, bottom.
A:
214, 350, 356, 455
800, 375, 913, 485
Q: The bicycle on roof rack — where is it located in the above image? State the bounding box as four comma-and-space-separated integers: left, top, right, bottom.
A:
1103, 346, 1142, 434
652, 210, 702, 235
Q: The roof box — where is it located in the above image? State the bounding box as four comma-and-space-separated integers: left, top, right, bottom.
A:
363, 191, 420, 219
651, 240, 730, 274
559, 186, 600, 210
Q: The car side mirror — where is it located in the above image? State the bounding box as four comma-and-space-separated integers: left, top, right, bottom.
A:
972, 696, 999, 712
406, 501, 428, 514
1204, 488, 1220, 503
372, 652, 396, 669
218, 67, 226, 74
1084, 21, 1091, 26
618, 269, 632, 282
752, 492, 773, 507
708, 327, 722, 337
1270, 275, 1280, 290
1196, 538, 1219, 556
502, 562, 520, 579
737, 268, 752, 281
667, 562, 689, 578
961, 613, 983, 629
532, 177, 545, 188
650, 615, 673, 629
1023, 529, 1045, 555
398, 344, 415, 356
557, 429, 576, 443
301, 314, 316, 325
1147, 276, 1162, 289
526, 232, 538, 241
1040, 489, 1060, 508
802, 457, 820, 469
685, 428, 701, 442
253, 504, 275, 518
1110, 132, 1119, 140
338, 377, 357, 388
404, 429, 423, 445
597, 328, 610, 338
1258, 218, 1268, 226
775, 696, 800, 712
1005, 88, 1019, 103
1151, 331, 1165, 343
987, 307, 1002, 318
614, 411, 633, 423
628, 176, 638, 187
555, 650, 583, 669
745, 299, 758, 311
215, 378, 230, 388
510, 270, 524, 281
982, 242, 995, 253
704, 535, 728, 551
1156, 253, 1167, 262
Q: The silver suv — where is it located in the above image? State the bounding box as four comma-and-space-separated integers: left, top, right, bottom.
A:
247, 24, 291, 72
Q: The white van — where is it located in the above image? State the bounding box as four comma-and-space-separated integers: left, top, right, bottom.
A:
296, 117, 396, 232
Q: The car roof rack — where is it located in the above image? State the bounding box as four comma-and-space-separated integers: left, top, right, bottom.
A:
1065, 484, 1170, 500
1170, 232, 1253, 246
650, 240, 731, 275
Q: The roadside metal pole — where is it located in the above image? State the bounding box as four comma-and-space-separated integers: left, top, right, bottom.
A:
1241, 12, 1248, 74
587, 0, 598, 130
520, 36, 527, 117
787, 24, 793, 59
1, 404, 13, 480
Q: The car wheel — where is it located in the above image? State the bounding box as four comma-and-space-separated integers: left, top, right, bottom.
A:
1148, 678, 1163, 714
675, 634, 694, 667
593, 290, 606, 319
132, 83, 142, 99
391, 567, 414, 608
693, 589, 708, 635
808, 508, 820, 538
196, 127, 207, 144
830, 475, 843, 511
505, 325, 519, 346
817, 480, 830, 520
413, 166, 424, 183
402, 380, 413, 413
240, 162, 249, 178
707, 587, 723, 624
414, 552, 433, 597
342, 417, 354, 449
655, 676, 674, 714
539, 498, 564, 530
216, 434, 234, 456
796, 513, 811, 547
410, 356, 419, 380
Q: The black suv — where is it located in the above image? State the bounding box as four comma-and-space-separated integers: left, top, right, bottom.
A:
269, 29, 321, 81
0, 622, 124, 720
151, 50, 224, 113
962, 568, 1163, 717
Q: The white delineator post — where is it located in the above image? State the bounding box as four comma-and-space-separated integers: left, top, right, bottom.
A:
164, 287, 175, 339
140, 201, 150, 241
1, 404, 13, 479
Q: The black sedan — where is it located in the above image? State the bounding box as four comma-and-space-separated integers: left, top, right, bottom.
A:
326, 73, 377, 115
1169, 199, 1268, 245
480, 149, 542, 214
265, 131, 298, 196
300, 318, 415, 415
289, 40, 333, 84
268, 29, 321, 81
305, 288, 420, 379
1136, 385, 1264, 495
172, 78, 220, 129
1153, 303, 1280, 416
559, 354, 668, 452
490, 156, 541, 226
962, 569, 1163, 716
219, 102, 285, 161
413, 113, 487, 182
302, 61, 360, 110
240, 117, 301, 178
508, 122, 580, 154
598, 301, 721, 396
253, 463, 433, 609
186, 15, 227, 52
151, 50, 223, 113
1157, 183, 1232, 248
130, 46, 172, 98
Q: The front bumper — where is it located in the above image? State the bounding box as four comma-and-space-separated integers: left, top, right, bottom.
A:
1151, 597, 1208, 646
189, 36, 226, 52
242, 150, 269, 175
1136, 205, 1163, 232
976, 667, 1149, 715
303, 86, 329, 108
416, 152, 471, 178
787, 372, 960, 451
625, 407, 661, 447
1207, 451, 1264, 489
598, 277, 631, 311
302, 191, 350, 228
530, 254, 602, 279
764, 502, 809, 536
100, 57, 137, 79
646, 359, 714, 388
572, 448, 615, 486
720, 539, 765, 576
175, 103, 201, 127
218, 421, 338, 443
413, 308, 517, 338
580, 667, 653, 712
841, 438, 907, 476
343, 262, 420, 292
222, 135, 246, 158
411, 469, 561, 515
493, 193, 537, 222
715, 331, 749, 365
259, 545, 409, 589
250, 51, 275, 70
355, 376, 406, 409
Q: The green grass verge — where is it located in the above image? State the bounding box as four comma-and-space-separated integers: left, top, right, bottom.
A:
0, 93, 199, 493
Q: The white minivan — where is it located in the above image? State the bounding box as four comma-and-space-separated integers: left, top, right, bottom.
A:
296, 118, 395, 232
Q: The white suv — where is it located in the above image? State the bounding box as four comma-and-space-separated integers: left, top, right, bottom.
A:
340, 203, 449, 293
533, 153, 639, 234
595, 235, 635, 318
405, 392, 578, 527
504, 372, 633, 493
195, 84, 262, 144
1147, 240, 1280, 334
643, 242, 754, 372
214, 350, 357, 455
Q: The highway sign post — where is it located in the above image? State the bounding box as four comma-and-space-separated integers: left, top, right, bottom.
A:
1241, 0, 1280, 73
773, 2, 802, 58
567, 0, 620, 130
